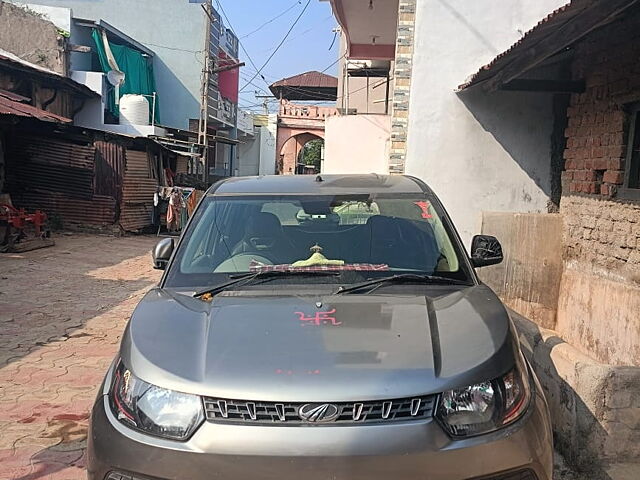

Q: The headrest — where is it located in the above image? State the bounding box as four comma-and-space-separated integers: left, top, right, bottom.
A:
246, 212, 282, 236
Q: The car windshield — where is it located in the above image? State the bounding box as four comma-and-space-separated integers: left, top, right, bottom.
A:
164, 193, 473, 288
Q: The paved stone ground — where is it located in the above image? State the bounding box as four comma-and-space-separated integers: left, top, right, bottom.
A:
0, 234, 160, 480
0, 234, 587, 480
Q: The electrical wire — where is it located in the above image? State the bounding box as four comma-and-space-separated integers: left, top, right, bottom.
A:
239, 0, 312, 93
239, 0, 302, 39
252, 15, 334, 55
215, 0, 272, 91
328, 31, 337, 51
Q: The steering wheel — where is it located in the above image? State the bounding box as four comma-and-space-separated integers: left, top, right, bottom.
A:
213, 254, 274, 273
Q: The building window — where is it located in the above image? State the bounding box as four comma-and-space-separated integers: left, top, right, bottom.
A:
622, 104, 640, 199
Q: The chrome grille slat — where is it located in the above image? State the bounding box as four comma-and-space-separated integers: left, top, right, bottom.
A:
203, 395, 436, 425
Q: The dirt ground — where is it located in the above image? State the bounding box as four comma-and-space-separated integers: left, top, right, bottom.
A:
0, 233, 586, 479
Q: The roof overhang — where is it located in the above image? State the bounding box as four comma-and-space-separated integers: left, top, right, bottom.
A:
0, 89, 72, 123
325, 0, 398, 60
74, 18, 155, 57
0, 49, 98, 99
458, 0, 640, 92
269, 71, 338, 101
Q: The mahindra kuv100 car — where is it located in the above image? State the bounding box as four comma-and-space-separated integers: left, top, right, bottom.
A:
88, 174, 553, 480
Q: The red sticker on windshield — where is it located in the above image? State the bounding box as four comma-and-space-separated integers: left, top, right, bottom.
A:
414, 201, 432, 219
294, 309, 341, 327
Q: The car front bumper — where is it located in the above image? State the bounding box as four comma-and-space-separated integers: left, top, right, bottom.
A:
87, 386, 553, 480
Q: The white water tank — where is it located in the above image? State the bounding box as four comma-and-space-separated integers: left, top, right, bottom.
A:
119, 94, 149, 126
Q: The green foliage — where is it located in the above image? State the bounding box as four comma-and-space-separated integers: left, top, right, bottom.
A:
299, 139, 323, 170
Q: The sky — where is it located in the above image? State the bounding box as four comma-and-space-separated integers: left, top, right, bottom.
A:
213, 0, 339, 111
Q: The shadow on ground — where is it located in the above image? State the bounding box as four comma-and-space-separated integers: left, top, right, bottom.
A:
0, 234, 160, 367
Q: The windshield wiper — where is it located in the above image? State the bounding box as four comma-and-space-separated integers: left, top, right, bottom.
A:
335, 273, 469, 295
194, 270, 341, 298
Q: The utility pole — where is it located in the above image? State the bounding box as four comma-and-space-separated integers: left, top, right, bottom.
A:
255, 95, 275, 115
197, 2, 213, 182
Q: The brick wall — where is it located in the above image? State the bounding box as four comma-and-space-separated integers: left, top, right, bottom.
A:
563, 195, 640, 279
562, 9, 640, 198
558, 8, 640, 366
561, 9, 640, 278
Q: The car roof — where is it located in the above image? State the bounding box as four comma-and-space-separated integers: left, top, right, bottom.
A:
209, 174, 429, 196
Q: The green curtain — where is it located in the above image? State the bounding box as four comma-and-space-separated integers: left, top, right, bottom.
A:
91, 29, 159, 123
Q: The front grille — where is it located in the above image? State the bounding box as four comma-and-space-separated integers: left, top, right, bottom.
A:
203, 395, 436, 425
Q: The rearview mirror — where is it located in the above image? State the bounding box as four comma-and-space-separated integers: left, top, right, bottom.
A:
470, 235, 503, 268
153, 238, 174, 270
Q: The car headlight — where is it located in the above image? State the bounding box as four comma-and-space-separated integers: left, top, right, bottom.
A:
109, 361, 204, 441
435, 363, 531, 437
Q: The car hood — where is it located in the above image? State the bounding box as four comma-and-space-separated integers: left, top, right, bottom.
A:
120, 285, 517, 402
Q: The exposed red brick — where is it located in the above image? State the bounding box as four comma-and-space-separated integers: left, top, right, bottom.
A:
603, 170, 624, 184
593, 158, 609, 170
592, 146, 605, 158
601, 183, 616, 196
609, 145, 626, 158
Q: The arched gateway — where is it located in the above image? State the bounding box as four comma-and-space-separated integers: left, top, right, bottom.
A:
269, 72, 338, 174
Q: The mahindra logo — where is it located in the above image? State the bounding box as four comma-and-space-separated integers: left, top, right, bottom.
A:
298, 403, 339, 423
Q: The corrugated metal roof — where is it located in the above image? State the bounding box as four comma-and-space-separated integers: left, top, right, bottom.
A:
271, 71, 338, 89
457, 0, 638, 90
0, 47, 98, 98
0, 89, 72, 123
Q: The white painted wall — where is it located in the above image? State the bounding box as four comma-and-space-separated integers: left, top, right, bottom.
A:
71, 71, 166, 137
24, 0, 208, 129
238, 134, 260, 177
324, 114, 390, 174
258, 115, 277, 176
24, 3, 71, 32
405, 0, 568, 246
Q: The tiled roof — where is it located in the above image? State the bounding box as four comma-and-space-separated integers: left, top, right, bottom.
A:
271, 71, 338, 89
456, 0, 637, 90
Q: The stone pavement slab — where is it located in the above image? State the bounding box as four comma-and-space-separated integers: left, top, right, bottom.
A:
0, 234, 160, 480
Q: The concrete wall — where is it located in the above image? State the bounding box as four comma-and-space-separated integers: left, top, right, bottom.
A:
558, 12, 640, 368
323, 114, 390, 174
405, 0, 569, 245
25, 0, 208, 129
480, 213, 563, 330
515, 312, 640, 472
0, 2, 66, 74
237, 133, 260, 177
258, 121, 277, 176
336, 36, 392, 116
559, 196, 640, 366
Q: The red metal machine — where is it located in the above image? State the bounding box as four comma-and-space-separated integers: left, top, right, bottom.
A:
0, 204, 52, 252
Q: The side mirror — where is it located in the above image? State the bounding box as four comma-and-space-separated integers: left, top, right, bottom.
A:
153, 238, 174, 270
470, 235, 503, 268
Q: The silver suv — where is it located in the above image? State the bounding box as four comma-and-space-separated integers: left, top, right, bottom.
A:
88, 174, 553, 480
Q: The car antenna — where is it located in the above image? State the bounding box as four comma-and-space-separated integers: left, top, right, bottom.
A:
315, 175, 323, 183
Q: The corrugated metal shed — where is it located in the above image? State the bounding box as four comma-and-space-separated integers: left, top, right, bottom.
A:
94, 140, 125, 207
19, 192, 117, 225
119, 149, 159, 232
4, 133, 120, 226
6, 135, 96, 200
0, 89, 72, 123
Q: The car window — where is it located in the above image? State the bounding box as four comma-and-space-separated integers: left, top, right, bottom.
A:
164, 194, 472, 288
261, 202, 301, 225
